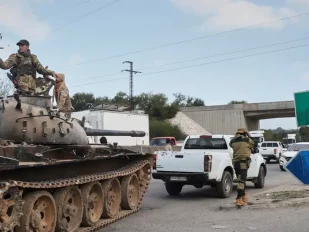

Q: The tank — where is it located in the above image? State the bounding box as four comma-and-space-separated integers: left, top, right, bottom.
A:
0, 74, 153, 232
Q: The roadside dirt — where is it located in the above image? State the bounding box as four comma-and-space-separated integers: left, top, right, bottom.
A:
218, 185, 309, 211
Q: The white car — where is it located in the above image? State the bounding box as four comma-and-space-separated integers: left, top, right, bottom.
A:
259, 141, 284, 163
152, 134, 266, 198
279, 142, 309, 171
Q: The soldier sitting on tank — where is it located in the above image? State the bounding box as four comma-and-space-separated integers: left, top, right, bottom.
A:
0, 39, 56, 95
53, 73, 72, 118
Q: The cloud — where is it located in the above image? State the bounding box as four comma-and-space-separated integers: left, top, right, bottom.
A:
171, 0, 296, 31
0, 0, 51, 40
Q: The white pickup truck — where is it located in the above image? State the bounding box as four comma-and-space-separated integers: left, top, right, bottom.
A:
152, 134, 267, 198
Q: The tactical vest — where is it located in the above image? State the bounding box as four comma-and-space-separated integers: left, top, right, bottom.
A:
11, 54, 37, 79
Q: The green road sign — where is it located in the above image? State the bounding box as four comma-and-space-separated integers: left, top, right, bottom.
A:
294, 91, 309, 127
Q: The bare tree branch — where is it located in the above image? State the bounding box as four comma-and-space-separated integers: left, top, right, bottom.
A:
0, 71, 14, 97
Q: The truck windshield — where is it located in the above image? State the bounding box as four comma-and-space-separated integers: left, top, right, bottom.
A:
184, 137, 228, 149
151, 138, 167, 146
288, 143, 309, 151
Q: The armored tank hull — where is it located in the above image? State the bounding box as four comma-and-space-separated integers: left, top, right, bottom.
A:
0, 95, 153, 232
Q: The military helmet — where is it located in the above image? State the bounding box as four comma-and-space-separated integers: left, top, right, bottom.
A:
236, 128, 247, 134
16, 39, 30, 46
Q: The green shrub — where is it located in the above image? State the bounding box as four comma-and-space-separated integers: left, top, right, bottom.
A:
149, 119, 187, 140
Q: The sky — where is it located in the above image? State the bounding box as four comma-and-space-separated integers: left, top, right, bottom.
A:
0, 0, 308, 130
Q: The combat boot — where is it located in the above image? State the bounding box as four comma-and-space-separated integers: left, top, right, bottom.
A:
235, 198, 247, 206
242, 194, 248, 204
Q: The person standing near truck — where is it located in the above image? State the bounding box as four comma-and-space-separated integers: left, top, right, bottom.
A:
165, 138, 173, 151
229, 128, 254, 207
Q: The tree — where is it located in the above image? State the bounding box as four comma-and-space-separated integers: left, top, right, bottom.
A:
135, 92, 178, 120
70, 92, 97, 111
172, 93, 205, 107
0, 73, 14, 97
299, 127, 309, 142
149, 119, 187, 140
111, 91, 130, 105
191, 98, 205, 106
228, 100, 247, 104
95, 96, 111, 105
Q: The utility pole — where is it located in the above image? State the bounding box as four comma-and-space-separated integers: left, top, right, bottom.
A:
122, 61, 141, 110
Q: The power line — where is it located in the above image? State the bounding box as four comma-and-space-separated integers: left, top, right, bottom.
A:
66, 12, 309, 68
43, 0, 93, 20
71, 43, 309, 88
75, 35, 309, 81
79, 71, 121, 80
55, 0, 122, 30
139, 36, 309, 71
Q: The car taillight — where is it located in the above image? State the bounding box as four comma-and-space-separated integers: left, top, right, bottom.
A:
153, 154, 157, 170
274, 149, 277, 154
204, 155, 212, 172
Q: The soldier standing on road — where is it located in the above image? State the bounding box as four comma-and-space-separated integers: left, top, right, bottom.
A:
165, 138, 173, 151
53, 73, 72, 118
0, 39, 56, 95
229, 128, 254, 207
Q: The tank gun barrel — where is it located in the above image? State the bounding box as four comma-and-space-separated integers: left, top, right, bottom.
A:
84, 128, 146, 137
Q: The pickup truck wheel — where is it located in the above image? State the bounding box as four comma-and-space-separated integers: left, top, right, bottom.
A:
216, 171, 233, 198
165, 182, 183, 196
276, 154, 281, 163
254, 166, 265, 188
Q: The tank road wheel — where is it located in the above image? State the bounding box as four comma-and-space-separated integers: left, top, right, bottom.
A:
138, 165, 151, 183
0, 188, 23, 232
81, 182, 104, 227
121, 174, 140, 210
54, 186, 83, 232
101, 178, 121, 219
16, 190, 56, 232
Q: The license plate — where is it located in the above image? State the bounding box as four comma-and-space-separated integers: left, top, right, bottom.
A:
170, 176, 187, 181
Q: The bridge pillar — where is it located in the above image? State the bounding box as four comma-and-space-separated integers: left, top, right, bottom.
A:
245, 117, 259, 131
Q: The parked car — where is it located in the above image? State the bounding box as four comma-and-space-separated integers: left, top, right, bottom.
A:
259, 141, 284, 163
279, 142, 309, 171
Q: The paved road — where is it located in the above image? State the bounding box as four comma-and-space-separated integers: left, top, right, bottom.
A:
104, 162, 309, 232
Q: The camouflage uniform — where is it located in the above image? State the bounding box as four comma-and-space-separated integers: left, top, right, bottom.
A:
229, 128, 254, 206
0, 50, 54, 94
53, 74, 72, 118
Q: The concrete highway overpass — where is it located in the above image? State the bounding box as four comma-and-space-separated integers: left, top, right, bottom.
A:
180, 101, 295, 134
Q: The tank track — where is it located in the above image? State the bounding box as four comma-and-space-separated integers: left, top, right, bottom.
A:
0, 160, 151, 232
